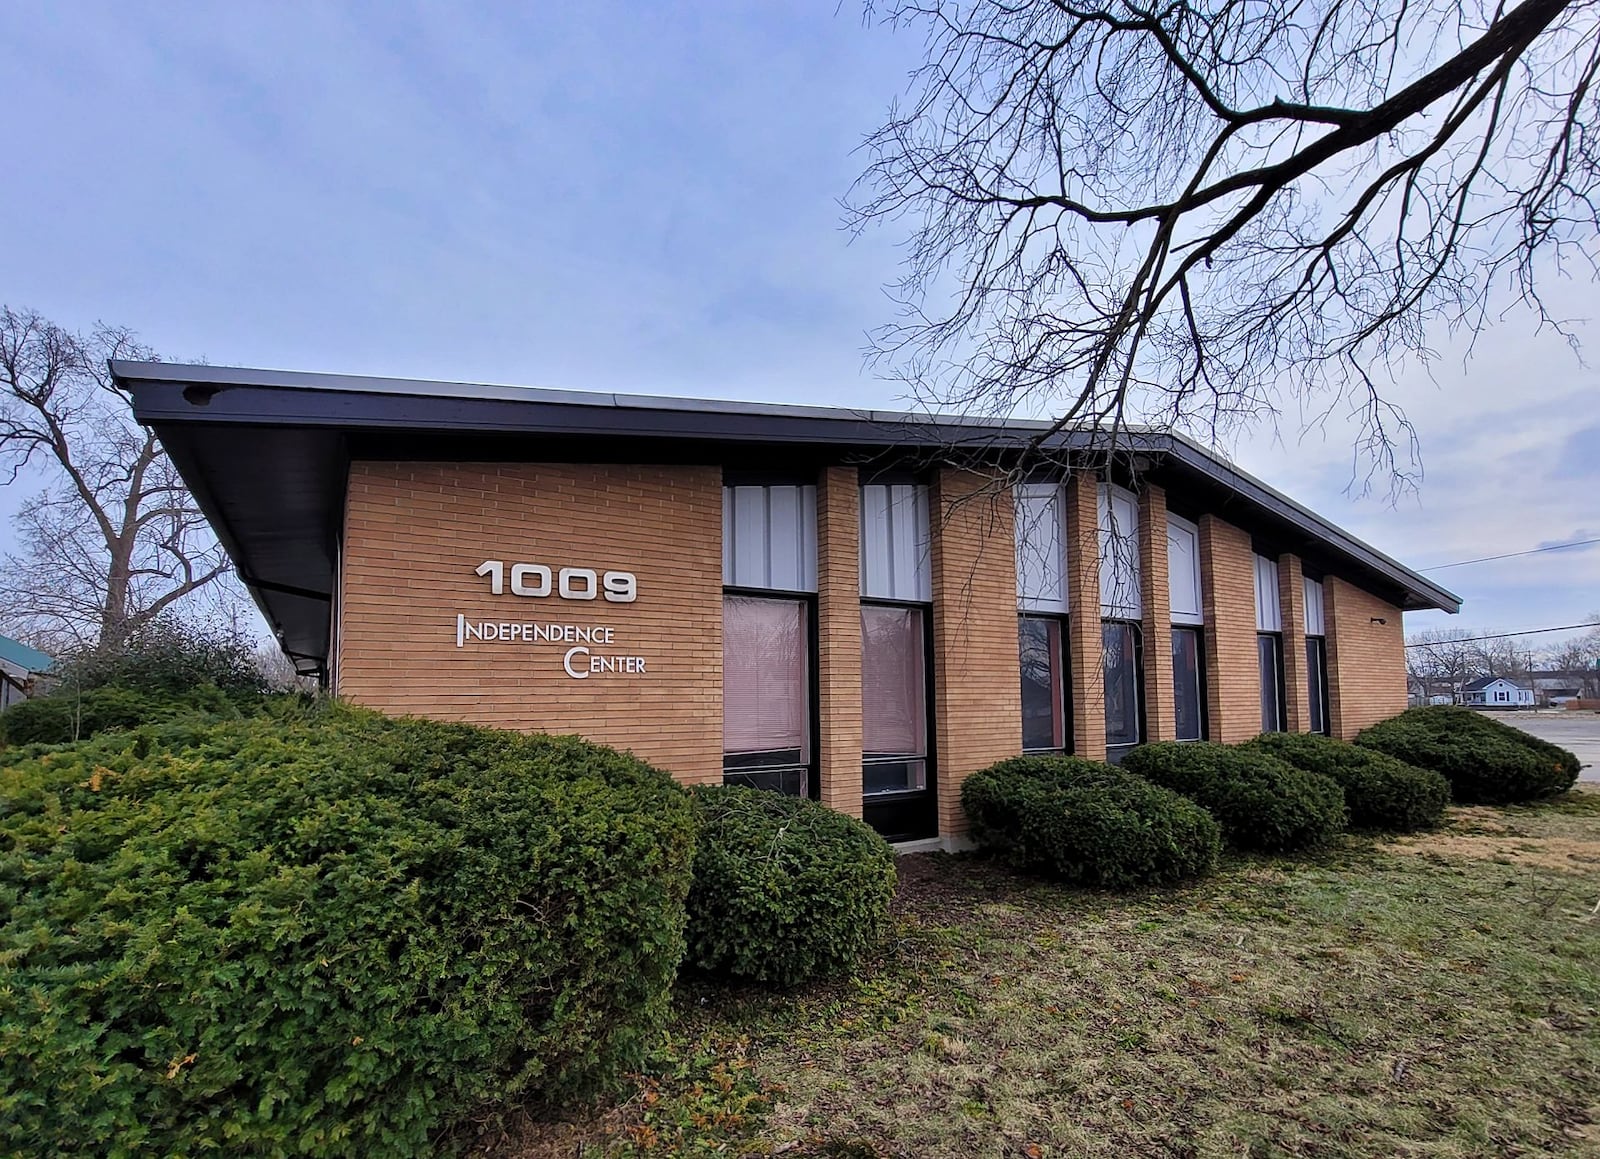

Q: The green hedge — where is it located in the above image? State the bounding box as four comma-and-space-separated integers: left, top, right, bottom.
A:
0, 707, 697, 1156
1356, 705, 1580, 804
0, 683, 255, 746
1247, 732, 1450, 831
1120, 741, 1347, 853
961, 755, 1221, 888
685, 785, 896, 987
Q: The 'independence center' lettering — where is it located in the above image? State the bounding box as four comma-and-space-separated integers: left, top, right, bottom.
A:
455, 614, 646, 679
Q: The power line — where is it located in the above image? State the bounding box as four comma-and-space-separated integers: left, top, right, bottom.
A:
1420, 536, 1600, 572
1404, 622, 1597, 648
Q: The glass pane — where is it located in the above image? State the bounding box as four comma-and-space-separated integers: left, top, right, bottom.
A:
862, 604, 928, 795
1171, 627, 1203, 741
723, 596, 810, 784
1306, 637, 1327, 734
1258, 634, 1283, 732
1103, 621, 1142, 747
1019, 617, 1067, 750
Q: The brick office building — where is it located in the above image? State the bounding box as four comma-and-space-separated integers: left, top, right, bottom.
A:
118, 362, 1460, 845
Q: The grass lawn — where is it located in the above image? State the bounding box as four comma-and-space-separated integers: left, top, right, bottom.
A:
484, 787, 1600, 1158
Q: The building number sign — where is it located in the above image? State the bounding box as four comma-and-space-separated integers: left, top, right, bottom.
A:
474, 559, 637, 602
460, 558, 645, 679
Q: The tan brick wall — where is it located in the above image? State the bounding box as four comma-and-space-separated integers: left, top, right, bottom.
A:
929, 469, 1022, 839
1065, 474, 1107, 760
1278, 555, 1308, 732
816, 467, 863, 817
1325, 577, 1406, 739
338, 461, 724, 783
1138, 484, 1175, 742
1198, 514, 1260, 742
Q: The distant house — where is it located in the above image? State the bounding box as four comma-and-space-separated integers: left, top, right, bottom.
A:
0, 634, 54, 711
1461, 676, 1534, 709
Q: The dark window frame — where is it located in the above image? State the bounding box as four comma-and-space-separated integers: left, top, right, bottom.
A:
721, 585, 821, 800
1258, 631, 1286, 733
1102, 619, 1146, 762
860, 596, 937, 802
1019, 613, 1074, 754
1305, 634, 1330, 735
1171, 624, 1207, 742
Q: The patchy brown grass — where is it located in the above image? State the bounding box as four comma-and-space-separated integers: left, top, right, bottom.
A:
483, 786, 1600, 1158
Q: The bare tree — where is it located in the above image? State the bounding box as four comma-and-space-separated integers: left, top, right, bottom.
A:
851, 0, 1599, 490
0, 307, 229, 650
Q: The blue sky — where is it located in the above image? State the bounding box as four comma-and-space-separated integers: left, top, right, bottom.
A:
3, 2, 1597, 642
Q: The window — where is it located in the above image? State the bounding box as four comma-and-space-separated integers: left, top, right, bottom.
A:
1167, 514, 1202, 626
1303, 576, 1328, 735
861, 483, 933, 801
1172, 627, 1204, 741
1015, 484, 1067, 612
1020, 616, 1069, 751
1305, 636, 1329, 734
722, 482, 817, 795
1258, 633, 1285, 733
1103, 621, 1143, 760
860, 483, 931, 601
862, 604, 928, 795
1255, 553, 1285, 733
1098, 484, 1141, 618
723, 595, 811, 794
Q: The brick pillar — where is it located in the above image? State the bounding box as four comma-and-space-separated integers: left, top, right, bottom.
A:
1138, 484, 1174, 741
1278, 555, 1308, 732
1065, 473, 1106, 760
1198, 514, 1259, 743
816, 466, 863, 817
929, 469, 1022, 840
1325, 577, 1406, 739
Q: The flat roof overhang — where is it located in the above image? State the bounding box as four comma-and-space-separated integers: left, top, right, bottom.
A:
114, 361, 1461, 676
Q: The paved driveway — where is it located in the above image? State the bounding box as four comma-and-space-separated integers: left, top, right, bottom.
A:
1497, 712, 1600, 781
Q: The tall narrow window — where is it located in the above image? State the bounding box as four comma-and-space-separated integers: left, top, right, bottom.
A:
1171, 627, 1204, 741
1255, 553, 1285, 733
1104, 621, 1144, 761
1304, 576, 1329, 734
860, 483, 933, 813
1016, 483, 1071, 752
723, 595, 811, 795
722, 482, 817, 795
1020, 616, 1069, 751
862, 604, 928, 794
1168, 513, 1205, 741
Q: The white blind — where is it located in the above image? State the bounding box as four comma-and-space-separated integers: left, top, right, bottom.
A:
1303, 576, 1326, 636
861, 604, 926, 755
1015, 483, 1067, 613
722, 484, 817, 592
1098, 484, 1141, 618
860, 483, 931, 601
1167, 514, 1203, 625
1254, 554, 1283, 632
723, 596, 809, 757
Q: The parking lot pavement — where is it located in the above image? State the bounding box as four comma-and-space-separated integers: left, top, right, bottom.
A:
1496, 712, 1600, 781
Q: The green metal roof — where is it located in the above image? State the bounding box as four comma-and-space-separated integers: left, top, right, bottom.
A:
0, 634, 54, 674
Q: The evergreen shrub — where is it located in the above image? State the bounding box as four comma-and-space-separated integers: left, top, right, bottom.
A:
0, 707, 696, 1156
961, 755, 1221, 887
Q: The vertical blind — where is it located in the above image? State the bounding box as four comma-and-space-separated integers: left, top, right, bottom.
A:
723, 485, 818, 592
722, 595, 810, 760
1254, 554, 1282, 632
860, 484, 931, 601
1098, 484, 1142, 618
1167, 513, 1203, 624
1303, 576, 1326, 636
1015, 483, 1067, 612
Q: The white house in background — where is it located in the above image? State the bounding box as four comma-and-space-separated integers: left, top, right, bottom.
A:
1461, 675, 1535, 708
0, 634, 54, 711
